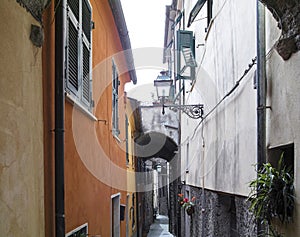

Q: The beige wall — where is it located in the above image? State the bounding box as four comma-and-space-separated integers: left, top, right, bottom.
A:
265, 10, 300, 236
126, 99, 138, 237
0, 1, 44, 236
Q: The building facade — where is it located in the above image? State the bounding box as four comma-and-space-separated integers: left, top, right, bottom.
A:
0, 1, 46, 236
125, 97, 142, 237
163, 0, 300, 236
1, 0, 138, 237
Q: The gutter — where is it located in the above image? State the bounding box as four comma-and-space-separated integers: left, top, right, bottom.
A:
55, 0, 66, 236
256, 0, 267, 235
108, 0, 137, 84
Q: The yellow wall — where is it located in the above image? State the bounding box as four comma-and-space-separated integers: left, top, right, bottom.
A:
126, 98, 138, 237
0, 1, 44, 236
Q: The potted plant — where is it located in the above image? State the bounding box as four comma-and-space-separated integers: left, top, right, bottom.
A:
178, 194, 196, 216
248, 153, 295, 236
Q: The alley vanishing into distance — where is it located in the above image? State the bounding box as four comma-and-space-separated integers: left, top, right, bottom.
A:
1, 0, 300, 237
147, 215, 173, 237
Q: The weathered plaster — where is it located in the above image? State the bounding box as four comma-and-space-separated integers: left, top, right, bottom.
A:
260, 0, 300, 60
181, 0, 257, 197
16, 0, 50, 23
179, 0, 300, 236
265, 5, 300, 236
0, 1, 44, 236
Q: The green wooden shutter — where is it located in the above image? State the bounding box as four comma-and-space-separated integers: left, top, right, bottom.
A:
177, 30, 194, 53
176, 30, 197, 80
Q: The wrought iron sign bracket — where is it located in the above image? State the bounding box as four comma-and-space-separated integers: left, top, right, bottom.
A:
163, 104, 204, 119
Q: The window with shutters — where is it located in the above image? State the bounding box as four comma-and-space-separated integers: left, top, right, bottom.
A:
176, 30, 197, 81
125, 115, 129, 165
187, 0, 213, 28
112, 60, 120, 137
66, 0, 93, 110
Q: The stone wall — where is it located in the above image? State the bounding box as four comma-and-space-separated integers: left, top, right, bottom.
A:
260, 0, 300, 60
158, 188, 168, 216
142, 168, 154, 236
169, 178, 180, 236
180, 185, 256, 237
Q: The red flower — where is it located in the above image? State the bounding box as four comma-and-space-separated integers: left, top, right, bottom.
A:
184, 198, 188, 202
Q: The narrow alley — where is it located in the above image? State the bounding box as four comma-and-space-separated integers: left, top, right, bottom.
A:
147, 215, 173, 237
1, 0, 300, 237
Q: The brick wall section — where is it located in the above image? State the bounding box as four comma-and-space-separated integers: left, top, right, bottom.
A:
180, 185, 257, 237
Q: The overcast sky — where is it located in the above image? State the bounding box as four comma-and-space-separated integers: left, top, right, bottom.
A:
121, 0, 171, 48
121, 0, 172, 101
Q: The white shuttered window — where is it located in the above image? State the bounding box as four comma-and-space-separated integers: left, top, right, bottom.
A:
66, 0, 93, 110
112, 60, 120, 136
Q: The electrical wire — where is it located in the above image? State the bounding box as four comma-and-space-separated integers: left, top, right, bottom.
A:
179, 41, 279, 181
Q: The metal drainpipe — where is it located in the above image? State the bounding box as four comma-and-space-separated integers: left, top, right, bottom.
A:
256, 0, 267, 235
55, 0, 66, 236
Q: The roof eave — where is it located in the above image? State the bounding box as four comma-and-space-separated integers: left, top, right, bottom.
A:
108, 0, 137, 84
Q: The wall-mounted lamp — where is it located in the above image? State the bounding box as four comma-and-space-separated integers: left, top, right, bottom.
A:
156, 163, 162, 173
154, 71, 204, 119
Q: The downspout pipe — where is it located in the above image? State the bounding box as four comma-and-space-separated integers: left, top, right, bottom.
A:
55, 0, 66, 236
256, 0, 266, 235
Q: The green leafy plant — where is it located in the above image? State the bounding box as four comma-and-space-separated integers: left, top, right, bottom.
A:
248, 153, 295, 236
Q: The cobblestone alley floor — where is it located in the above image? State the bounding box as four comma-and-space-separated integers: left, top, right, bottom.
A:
147, 215, 174, 237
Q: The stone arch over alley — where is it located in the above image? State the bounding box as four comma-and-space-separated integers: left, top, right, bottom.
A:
132, 105, 181, 236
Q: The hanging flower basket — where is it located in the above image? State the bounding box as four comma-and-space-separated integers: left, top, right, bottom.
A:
186, 205, 195, 216
178, 194, 196, 216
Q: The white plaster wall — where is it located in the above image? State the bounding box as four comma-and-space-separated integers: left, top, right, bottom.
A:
181, 0, 258, 196
140, 106, 179, 145
180, 1, 300, 234
0, 1, 44, 236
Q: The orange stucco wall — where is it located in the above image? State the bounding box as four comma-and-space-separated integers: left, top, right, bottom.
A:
65, 0, 130, 236
43, 1, 132, 236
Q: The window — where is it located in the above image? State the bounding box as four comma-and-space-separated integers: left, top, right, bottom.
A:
176, 30, 196, 81
111, 194, 121, 237
268, 143, 294, 176
186, 142, 190, 172
131, 194, 135, 229
187, 0, 213, 29
125, 115, 129, 165
207, 0, 213, 28
66, 0, 93, 110
66, 223, 88, 237
112, 60, 120, 136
